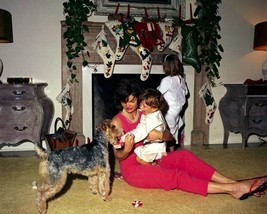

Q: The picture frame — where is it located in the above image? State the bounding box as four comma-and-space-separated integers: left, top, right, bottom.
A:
94, 0, 186, 19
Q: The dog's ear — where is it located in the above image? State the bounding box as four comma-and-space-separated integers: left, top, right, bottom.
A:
97, 119, 111, 131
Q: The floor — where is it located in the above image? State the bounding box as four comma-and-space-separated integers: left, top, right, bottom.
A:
0, 141, 266, 158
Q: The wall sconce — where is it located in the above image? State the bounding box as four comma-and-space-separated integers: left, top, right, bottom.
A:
0, 9, 13, 83
253, 21, 267, 81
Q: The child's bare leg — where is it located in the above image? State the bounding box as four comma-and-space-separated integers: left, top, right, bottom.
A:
167, 139, 176, 152
169, 146, 175, 152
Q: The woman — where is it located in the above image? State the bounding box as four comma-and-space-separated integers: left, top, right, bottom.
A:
120, 88, 168, 165
111, 78, 266, 199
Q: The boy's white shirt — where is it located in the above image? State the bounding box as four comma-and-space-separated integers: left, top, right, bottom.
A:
124, 110, 167, 162
121, 110, 166, 143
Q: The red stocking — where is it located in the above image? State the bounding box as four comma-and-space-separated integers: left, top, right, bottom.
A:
134, 22, 165, 52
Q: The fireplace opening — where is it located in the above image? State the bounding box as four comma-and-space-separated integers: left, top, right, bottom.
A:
92, 73, 165, 128
83, 65, 194, 145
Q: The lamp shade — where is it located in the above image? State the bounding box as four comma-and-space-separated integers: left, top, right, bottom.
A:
253, 21, 267, 51
0, 9, 13, 43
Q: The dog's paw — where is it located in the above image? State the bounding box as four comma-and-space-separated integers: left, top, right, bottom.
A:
103, 195, 112, 201
89, 187, 98, 194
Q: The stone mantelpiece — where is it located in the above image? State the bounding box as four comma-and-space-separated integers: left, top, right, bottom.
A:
61, 21, 208, 145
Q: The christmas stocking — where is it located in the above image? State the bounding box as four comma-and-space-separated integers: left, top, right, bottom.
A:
182, 24, 201, 72
157, 21, 175, 52
105, 20, 128, 60
120, 20, 152, 81
134, 22, 165, 52
92, 26, 116, 78
199, 81, 217, 124
168, 25, 183, 61
121, 20, 141, 47
56, 83, 73, 129
130, 45, 152, 81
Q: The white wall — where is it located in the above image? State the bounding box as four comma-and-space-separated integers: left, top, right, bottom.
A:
210, 0, 267, 144
0, 0, 266, 151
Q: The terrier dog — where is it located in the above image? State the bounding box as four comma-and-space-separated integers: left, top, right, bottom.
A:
34, 119, 123, 214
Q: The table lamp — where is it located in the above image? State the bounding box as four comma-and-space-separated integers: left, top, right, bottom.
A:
253, 21, 267, 81
0, 9, 13, 83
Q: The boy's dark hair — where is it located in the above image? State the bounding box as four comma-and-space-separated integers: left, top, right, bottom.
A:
140, 88, 168, 113
163, 54, 184, 77
114, 78, 143, 111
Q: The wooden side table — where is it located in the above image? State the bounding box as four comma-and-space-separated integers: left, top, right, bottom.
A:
0, 83, 54, 149
219, 83, 267, 148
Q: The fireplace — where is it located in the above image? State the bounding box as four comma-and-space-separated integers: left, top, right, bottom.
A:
62, 22, 209, 146
83, 64, 194, 145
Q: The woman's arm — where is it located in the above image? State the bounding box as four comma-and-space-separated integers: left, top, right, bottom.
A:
111, 116, 135, 161
112, 134, 135, 161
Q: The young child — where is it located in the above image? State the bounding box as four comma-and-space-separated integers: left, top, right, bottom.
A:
157, 54, 188, 150
120, 88, 167, 165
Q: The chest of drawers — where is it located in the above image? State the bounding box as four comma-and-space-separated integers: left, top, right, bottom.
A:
219, 83, 267, 148
0, 83, 54, 149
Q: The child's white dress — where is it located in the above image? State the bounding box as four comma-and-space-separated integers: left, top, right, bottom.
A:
157, 75, 188, 143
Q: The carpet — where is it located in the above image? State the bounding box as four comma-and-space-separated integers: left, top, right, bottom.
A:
0, 146, 266, 214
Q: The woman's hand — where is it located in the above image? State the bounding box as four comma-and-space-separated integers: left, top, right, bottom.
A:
113, 133, 135, 161
124, 133, 135, 152
147, 129, 174, 142
146, 130, 160, 142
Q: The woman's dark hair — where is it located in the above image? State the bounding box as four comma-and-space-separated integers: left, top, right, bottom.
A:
114, 78, 143, 111
163, 54, 184, 77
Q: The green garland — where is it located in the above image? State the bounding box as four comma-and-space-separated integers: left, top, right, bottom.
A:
63, 0, 97, 83
194, 0, 223, 87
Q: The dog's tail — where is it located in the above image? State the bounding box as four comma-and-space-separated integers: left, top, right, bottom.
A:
34, 143, 48, 159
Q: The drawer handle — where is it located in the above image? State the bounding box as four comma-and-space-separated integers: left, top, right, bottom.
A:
252, 119, 262, 124
12, 90, 26, 95
255, 103, 265, 107
12, 106, 26, 111
14, 126, 27, 131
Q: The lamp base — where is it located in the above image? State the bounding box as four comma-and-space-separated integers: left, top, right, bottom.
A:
263, 59, 267, 81
0, 58, 3, 84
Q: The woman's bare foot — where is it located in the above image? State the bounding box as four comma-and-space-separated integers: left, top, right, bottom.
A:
230, 179, 265, 199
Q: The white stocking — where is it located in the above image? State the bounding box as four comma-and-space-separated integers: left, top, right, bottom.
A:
130, 45, 152, 81
199, 81, 217, 124
56, 83, 73, 129
105, 20, 128, 61
92, 26, 116, 78
168, 25, 183, 61
157, 21, 175, 52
